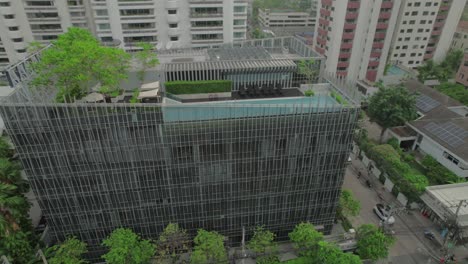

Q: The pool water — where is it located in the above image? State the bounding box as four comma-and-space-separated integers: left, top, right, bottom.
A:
163, 96, 340, 122
387, 65, 408, 76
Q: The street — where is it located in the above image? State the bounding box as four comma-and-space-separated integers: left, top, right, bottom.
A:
343, 156, 468, 264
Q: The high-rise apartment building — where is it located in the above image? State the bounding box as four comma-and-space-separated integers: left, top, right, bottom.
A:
0, 0, 248, 72
389, 0, 466, 68
314, 0, 400, 82
0, 38, 358, 261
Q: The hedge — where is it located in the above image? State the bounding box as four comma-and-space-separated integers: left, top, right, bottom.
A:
165, 80, 232, 95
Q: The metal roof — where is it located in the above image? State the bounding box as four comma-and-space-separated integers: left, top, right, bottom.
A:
163, 59, 297, 72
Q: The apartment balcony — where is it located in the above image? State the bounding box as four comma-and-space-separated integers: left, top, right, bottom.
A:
426, 46, 436, 52
434, 21, 445, 28
68, 6, 85, 11
437, 14, 447, 20
191, 26, 223, 32
346, 12, 358, 20
337, 62, 349, 68
336, 71, 347, 77
167, 14, 179, 23
190, 12, 223, 18
432, 30, 442, 36
320, 8, 331, 17
440, 5, 449, 11
341, 43, 352, 49
342, 32, 354, 39
321, 0, 332, 6
118, 0, 155, 6
370, 52, 381, 58
347, 1, 360, 9
424, 54, 433, 60
319, 18, 329, 27
166, 0, 179, 9
168, 28, 181, 36
122, 28, 158, 34
366, 70, 377, 82
191, 39, 224, 45
368, 60, 380, 67
343, 23, 356, 30
379, 12, 391, 19
317, 27, 327, 37
373, 42, 384, 49
316, 36, 327, 46
374, 32, 386, 39
381, 1, 393, 8
376, 23, 388, 30
189, 0, 223, 3
315, 46, 325, 55
339, 52, 351, 59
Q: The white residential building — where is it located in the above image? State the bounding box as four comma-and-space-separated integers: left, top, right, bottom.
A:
313, 0, 401, 82
389, 0, 466, 68
0, 0, 248, 76
258, 8, 316, 29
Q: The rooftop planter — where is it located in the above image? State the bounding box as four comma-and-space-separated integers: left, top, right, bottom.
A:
165, 80, 232, 95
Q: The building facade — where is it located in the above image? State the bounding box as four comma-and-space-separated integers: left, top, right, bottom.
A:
0, 0, 248, 74
389, 0, 466, 68
258, 8, 316, 33
451, 21, 468, 51
313, 0, 400, 82
455, 53, 468, 86
0, 43, 358, 260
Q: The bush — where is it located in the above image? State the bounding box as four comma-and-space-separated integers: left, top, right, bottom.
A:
304, 89, 314, 97
386, 138, 400, 151
331, 91, 348, 105
422, 155, 459, 184
165, 80, 232, 95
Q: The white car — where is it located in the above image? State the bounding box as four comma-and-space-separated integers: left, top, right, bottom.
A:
373, 203, 395, 224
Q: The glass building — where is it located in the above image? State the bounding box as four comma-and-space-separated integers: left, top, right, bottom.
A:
0, 37, 360, 261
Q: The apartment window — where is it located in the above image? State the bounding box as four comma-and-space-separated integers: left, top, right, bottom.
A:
12, 38, 23, 42
234, 32, 245, 38
0, 58, 9, 63
169, 23, 178, 28
409, 20, 415, 25
414, 2, 421, 6
42, 35, 58, 40
411, 11, 418, 16
410, 53, 416, 57
443, 152, 459, 165
0, 48, 5, 52
4, 14, 14, 19
0, 2, 10, 6
409, 61, 414, 64
96, 9, 108, 16
420, 20, 426, 24
423, 11, 429, 15
418, 28, 424, 33
8, 27, 19, 31
122, 22, 155, 29
407, 29, 413, 33
425, 2, 431, 6
404, 37, 410, 41
170, 36, 179, 41
168, 9, 177, 15
101, 37, 113, 42
403, 21, 407, 25
120, 9, 152, 16
26, 1, 53, 6
16, 49, 26, 53
67, 0, 83, 5
396, 46, 400, 49
234, 6, 246, 13
98, 24, 110, 30
233, 19, 245, 26
400, 53, 406, 57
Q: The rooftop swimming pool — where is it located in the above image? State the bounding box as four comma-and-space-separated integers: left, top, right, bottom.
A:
387, 65, 409, 76
162, 96, 340, 122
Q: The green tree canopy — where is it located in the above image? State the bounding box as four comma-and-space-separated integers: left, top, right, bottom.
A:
435, 82, 468, 106
191, 229, 227, 264
46, 236, 88, 264
356, 224, 395, 261
248, 226, 278, 263
418, 50, 463, 82
0, 137, 12, 158
31, 27, 130, 102
156, 223, 190, 260
317, 241, 362, 264
0, 230, 36, 264
0, 184, 30, 237
0, 159, 28, 193
135, 42, 159, 84
298, 59, 319, 83
339, 190, 361, 218
367, 86, 417, 142
288, 222, 323, 257
101, 228, 154, 264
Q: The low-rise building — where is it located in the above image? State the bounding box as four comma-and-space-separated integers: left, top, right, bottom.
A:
386, 80, 468, 178
258, 8, 316, 36
456, 53, 468, 86
420, 183, 468, 241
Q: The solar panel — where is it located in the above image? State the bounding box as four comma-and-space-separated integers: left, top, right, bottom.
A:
416, 95, 440, 113
424, 122, 468, 148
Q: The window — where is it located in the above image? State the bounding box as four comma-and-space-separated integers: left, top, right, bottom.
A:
425, 2, 431, 6
101, 37, 113, 42
168, 9, 177, 15
0, 2, 10, 6
234, 6, 246, 13
26, 1, 53, 6
400, 53, 406, 57
98, 24, 110, 30
407, 29, 413, 33
4, 14, 14, 19
443, 152, 460, 165
409, 20, 415, 25
418, 28, 424, 33
16, 49, 26, 53
12, 38, 23, 42
96, 9, 108, 16
169, 23, 178, 28
8, 27, 19, 31
234, 32, 245, 38
414, 2, 421, 6
423, 11, 429, 15
170, 36, 179, 41
233, 19, 245, 26
120, 9, 152, 16
411, 11, 418, 16
409, 60, 414, 64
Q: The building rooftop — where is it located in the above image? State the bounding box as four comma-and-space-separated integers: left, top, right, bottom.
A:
421, 182, 468, 227
404, 80, 468, 161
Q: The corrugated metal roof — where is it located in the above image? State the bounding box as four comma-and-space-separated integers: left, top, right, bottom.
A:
164, 59, 297, 72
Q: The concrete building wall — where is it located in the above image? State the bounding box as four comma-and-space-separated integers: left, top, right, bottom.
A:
456, 53, 468, 86
451, 23, 468, 51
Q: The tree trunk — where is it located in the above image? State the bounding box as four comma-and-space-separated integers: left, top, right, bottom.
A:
379, 127, 387, 144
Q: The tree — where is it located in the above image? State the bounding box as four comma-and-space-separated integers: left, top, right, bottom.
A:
251, 27, 265, 39
367, 86, 418, 142
0, 159, 28, 193
338, 190, 360, 218
156, 223, 190, 261
0, 230, 36, 264
135, 42, 159, 85
0, 184, 30, 236
442, 49, 463, 72
356, 224, 395, 261
298, 59, 319, 83
31, 27, 130, 102
0, 137, 12, 158
317, 241, 362, 264
27, 41, 45, 54
191, 229, 227, 264
418, 59, 437, 82
288, 222, 323, 257
101, 228, 155, 264
46, 236, 88, 264
248, 226, 278, 263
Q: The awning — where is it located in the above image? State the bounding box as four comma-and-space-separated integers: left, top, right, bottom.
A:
138, 89, 159, 99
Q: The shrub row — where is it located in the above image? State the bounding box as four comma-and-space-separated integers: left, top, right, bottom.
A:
165, 80, 232, 95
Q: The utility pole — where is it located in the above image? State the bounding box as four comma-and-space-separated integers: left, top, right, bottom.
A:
441, 200, 467, 262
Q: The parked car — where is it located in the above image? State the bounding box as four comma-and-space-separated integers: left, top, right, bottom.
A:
373, 203, 395, 224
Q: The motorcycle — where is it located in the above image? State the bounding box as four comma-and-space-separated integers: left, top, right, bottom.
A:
365, 180, 372, 188
424, 230, 435, 240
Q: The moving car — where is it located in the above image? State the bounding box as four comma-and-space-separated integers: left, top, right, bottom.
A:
373, 203, 395, 224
